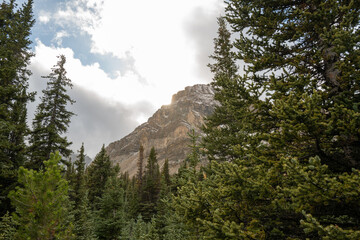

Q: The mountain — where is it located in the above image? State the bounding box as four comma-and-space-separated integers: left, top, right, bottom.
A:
105, 84, 218, 177
66, 153, 92, 167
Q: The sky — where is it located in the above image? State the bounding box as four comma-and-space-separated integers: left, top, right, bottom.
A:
26, 0, 225, 158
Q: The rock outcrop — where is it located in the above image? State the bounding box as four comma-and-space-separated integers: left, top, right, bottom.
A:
105, 84, 218, 177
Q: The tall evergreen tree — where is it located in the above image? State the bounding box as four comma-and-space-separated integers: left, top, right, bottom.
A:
8, 152, 74, 239
140, 147, 161, 221
94, 174, 127, 240
224, 0, 360, 170
73, 143, 86, 208
176, 1, 360, 239
137, 145, 144, 190
86, 144, 113, 207
29, 55, 75, 170
0, 0, 34, 216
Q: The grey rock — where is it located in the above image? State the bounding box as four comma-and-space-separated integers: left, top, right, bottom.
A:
105, 84, 218, 177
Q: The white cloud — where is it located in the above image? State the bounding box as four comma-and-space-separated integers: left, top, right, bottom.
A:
48, 0, 224, 107
38, 14, 50, 24
53, 30, 69, 46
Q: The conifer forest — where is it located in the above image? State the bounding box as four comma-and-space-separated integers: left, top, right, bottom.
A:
1, 0, 360, 239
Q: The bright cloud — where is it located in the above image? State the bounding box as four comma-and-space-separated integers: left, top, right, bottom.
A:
48, 0, 224, 107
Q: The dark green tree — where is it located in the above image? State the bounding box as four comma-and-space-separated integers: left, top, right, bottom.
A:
70, 143, 95, 239
86, 144, 113, 207
137, 144, 144, 190
28, 55, 75, 170
73, 143, 86, 207
176, 1, 360, 239
202, 16, 245, 162
94, 174, 127, 240
8, 152, 74, 239
161, 158, 171, 188
139, 147, 161, 221
224, 0, 360, 170
0, 0, 34, 216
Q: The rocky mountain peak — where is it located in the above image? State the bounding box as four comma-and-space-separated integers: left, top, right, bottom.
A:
105, 84, 218, 177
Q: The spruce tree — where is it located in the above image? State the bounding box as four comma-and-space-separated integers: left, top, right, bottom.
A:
140, 147, 161, 221
29, 55, 75, 170
0, 0, 34, 216
70, 143, 95, 239
86, 144, 113, 207
73, 143, 86, 208
224, 0, 360, 170
137, 145, 144, 190
94, 174, 127, 240
176, 1, 360, 239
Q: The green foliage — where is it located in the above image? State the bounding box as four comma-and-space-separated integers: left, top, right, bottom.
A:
73, 143, 86, 208
86, 144, 113, 207
180, 1, 360, 238
70, 144, 95, 239
29, 55, 75, 170
0, 0, 34, 216
8, 152, 74, 239
139, 147, 161, 221
0, 212, 17, 240
94, 175, 127, 240
72, 192, 95, 240
122, 215, 159, 240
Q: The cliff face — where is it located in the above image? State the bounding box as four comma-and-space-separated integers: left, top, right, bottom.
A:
105, 84, 218, 176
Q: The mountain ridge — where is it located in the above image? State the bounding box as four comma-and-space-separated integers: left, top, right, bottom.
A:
106, 84, 218, 176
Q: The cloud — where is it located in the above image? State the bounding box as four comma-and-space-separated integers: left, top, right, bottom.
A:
28, 41, 156, 157
67, 86, 155, 158
46, 0, 225, 105
184, 4, 225, 81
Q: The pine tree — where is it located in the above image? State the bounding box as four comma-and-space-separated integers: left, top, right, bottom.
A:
8, 152, 74, 239
224, 0, 360, 170
140, 147, 161, 221
161, 158, 171, 188
0, 0, 34, 216
29, 55, 75, 170
137, 145, 144, 190
86, 144, 113, 207
202, 16, 247, 162
70, 143, 95, 239
175, 1, 360, 239
73, 143, 86, 208
94, 174, 127, 240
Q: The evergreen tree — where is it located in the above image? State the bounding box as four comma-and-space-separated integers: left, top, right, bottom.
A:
161, 158, 171, 188
140, 147, 161, 221
0, 212, 17, 239
86, 144, 113, 207
202, 16, 244, 162
70, 143, 95, 239
176, 1, 360, 239
187, 129, 200, 168
29, 55, 75, 170
73, 143, 86, 208
94, 174, 127, 240
8, 152, 74, 239
137, 145, 144, 190
0, 0, 34, 216
223, 0, 360, 170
